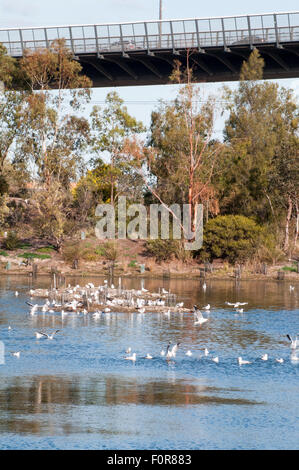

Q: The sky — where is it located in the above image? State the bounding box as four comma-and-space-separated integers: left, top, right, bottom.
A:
0, 0, 298, 139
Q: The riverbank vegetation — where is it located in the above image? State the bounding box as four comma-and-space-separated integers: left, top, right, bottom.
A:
0, 41, 298, 275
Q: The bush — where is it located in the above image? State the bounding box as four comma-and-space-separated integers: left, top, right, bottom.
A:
200, 215, 265, 264
2, 232, 20, 251
0, 250, 8, 257
145, 239, 182, 263
101, 242, 118, 262
62, 242, 85, 265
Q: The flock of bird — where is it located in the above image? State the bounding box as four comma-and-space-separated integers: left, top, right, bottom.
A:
7, 282, 299, 367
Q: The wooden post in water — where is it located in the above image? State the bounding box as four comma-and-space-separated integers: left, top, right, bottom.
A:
32, 263, 37, 279
235, 264, 241, 279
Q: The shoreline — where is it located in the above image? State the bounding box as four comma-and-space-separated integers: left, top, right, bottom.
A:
1, 269, 299, 283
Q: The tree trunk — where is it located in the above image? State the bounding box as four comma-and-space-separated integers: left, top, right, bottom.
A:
294, 200, 299, 251
284, 195, 293, 252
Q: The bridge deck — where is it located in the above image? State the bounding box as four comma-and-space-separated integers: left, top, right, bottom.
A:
1, 11, 299, 86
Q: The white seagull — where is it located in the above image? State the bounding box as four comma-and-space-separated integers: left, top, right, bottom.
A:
185, 350, 192, 356
125, 352, 136, 362
36, 330, 60, 340
145, 353, 153, 359
276, 358, 284, 363
261, 354, 268, 361
166, 343, 181, 359
238, 357, 251, 365
193, 306, 208, 325
203, 304, 210, 310
286, 334, 299, 350
204, 348, 209, 356
12, 351, 20, 358
212, 356, 219, 363
226, 302, 248, 308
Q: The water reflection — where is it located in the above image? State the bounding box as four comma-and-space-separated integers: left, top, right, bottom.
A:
0, 374, 261, 436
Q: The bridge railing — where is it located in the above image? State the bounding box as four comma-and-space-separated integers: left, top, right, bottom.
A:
0, 11, 299, 57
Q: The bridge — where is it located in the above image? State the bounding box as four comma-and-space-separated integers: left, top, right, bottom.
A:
1, 11, 299, 87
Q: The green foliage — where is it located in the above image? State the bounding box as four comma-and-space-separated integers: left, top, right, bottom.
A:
0, 250, 8, 256
17, 252, 51, 260
282, 265, 297, 272
36, 246, 55, 253
146, 239, 183, 263
128, 259, 137, 267
2, 232, 20, 250
220, 50, 299, 223
200, 215, 265, 264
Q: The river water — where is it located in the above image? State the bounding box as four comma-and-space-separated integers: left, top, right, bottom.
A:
0, 275, 298, 450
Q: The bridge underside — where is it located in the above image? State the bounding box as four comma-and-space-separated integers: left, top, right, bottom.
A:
75, 44, 299, 87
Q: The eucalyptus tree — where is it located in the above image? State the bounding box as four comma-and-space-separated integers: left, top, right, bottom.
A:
91, 91, 145, 206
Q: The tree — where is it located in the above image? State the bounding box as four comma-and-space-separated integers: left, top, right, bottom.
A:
221, 49, 298, 226
147, 57, 222, 231
10, 39, 93, 248
91, 91, 145, 206
0, 43, 17, 89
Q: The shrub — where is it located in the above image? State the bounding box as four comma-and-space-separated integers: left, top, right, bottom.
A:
101, 242, 118, 262
0, 250, 8, 257
62, 242, 85, 265
2, 232, 20, 251
200, 215, 265, 264
145, 239, 180, 263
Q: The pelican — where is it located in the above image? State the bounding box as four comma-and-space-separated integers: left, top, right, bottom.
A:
286, 334, 299, 350
125, 352, 136, 362
261, 354, 268, 361
238, 357, 251, 365
36, 330, 60, 340
193, 306, 208, 325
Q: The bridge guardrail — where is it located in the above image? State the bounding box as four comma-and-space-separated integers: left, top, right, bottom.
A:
0, 12, 299, 57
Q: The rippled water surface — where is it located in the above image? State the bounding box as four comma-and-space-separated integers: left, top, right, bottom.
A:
0, 275, 298, 450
